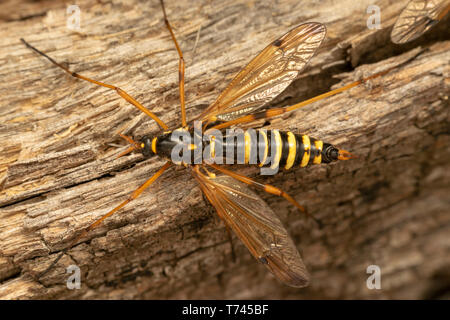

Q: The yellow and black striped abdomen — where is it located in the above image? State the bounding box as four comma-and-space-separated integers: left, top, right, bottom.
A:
253, 130, 325, 170
142, 128, 341, 168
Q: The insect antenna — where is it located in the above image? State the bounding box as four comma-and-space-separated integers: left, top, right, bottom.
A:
116, 133, 142, 158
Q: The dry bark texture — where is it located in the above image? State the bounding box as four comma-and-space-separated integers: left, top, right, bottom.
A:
0, 0, 449, 299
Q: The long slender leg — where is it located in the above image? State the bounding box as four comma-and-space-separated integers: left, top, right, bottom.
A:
160, 0, 187, 127
20, 38, 168, 130
208, 64, 404, 131
206, 164, 322, 226
38, 161, 171, 278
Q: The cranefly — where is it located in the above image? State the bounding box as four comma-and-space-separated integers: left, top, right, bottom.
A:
22, 0, 407, 287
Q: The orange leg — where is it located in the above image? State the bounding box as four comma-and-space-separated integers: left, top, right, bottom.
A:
206, 163, 321, 225
208, 66, 397, 131
20, 38, 168, 131
160, 0, 187, 128
38, 161, 171, 278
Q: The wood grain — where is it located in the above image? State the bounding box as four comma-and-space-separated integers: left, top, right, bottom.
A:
0, 0, 449, 299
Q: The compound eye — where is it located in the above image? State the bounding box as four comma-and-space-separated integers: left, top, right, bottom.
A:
140, 136, 153, 157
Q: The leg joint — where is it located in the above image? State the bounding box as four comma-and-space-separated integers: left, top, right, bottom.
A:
264, 184, 282, 196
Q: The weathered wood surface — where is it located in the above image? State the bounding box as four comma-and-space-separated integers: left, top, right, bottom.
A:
0, 0, 449, 299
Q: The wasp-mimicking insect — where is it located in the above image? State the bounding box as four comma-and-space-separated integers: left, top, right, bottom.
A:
22, 0, 398, 287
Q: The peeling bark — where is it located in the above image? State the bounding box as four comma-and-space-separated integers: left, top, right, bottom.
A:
0, 0, 449, 299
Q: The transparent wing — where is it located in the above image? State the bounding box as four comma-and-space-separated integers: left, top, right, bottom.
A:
198, 22, 326, 122
192, 168, 309, 287
391, 0, 450, 44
